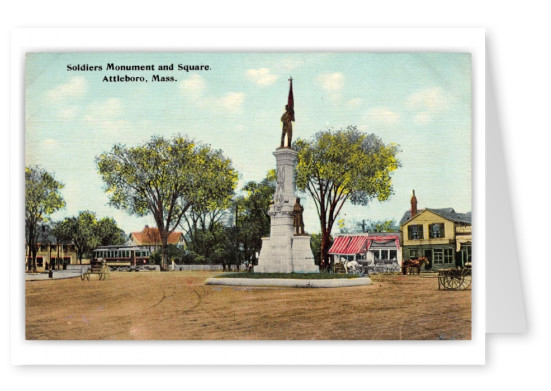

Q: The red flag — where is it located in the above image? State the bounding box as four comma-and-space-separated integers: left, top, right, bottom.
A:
288, 77, 295, 121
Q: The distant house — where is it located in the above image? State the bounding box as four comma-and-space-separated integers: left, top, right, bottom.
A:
329, 232, 402, 266
128, 225, 184, 253
399, 190, 472, 270
25, 230, 77, 272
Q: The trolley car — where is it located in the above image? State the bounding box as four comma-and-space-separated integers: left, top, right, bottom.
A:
93, 245, 151, 267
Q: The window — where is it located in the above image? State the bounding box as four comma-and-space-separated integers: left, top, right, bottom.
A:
433, 249, 444, 264
461, 245, 472, 265
381, 250, 389, 260
444, 249, 453, 263
370, 250, 380, 259
429, 223, 445, 238
36, 257, 43, 267
390, 250, 397, 260
408, 225, 423, 240
409, 249, 418, 259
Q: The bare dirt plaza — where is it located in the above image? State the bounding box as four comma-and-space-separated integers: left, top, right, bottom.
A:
25, 271, 471, 340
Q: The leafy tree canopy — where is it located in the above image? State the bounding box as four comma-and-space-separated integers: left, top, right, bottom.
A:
96, 134, 238, 269
339, 219, 399, 233
293, 126, 400, 267
25, 166, 65, 226
54, 211, 126, 262
25, 166, 65, 271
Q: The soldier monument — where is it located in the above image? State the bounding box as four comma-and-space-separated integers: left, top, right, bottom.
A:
255, 78, 319, 273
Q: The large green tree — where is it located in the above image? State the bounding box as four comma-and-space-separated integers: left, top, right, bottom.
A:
294, 126, 400, 269
55, 211, 127, 263
96, 135, 238, 270
96, 216, 127, 246
234, 171, 277, 265
339, 219, 399, 234
55, 211, 97, 264
25, 166, 65, 272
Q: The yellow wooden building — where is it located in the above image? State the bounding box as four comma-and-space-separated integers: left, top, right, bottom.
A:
399, 191, 471, 270
25, 242, 79, 272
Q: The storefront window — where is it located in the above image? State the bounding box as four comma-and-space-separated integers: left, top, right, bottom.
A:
433, 249, 443, 264
444, 249, 453, 263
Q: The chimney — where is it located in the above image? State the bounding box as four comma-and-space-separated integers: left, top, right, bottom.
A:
410, 190, 418, 217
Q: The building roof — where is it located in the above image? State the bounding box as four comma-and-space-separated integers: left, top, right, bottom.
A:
328, 236, 351, 254
400, 208, 472, 226
130, 225, 183, 246
329, 233, 400, 254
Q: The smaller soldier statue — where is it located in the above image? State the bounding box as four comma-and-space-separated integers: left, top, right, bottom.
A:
293, 197, 305, 235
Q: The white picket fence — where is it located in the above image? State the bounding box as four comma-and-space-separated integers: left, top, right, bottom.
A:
171, 264, 224, 271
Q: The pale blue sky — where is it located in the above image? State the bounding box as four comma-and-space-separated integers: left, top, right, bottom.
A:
25, 52, 471, 235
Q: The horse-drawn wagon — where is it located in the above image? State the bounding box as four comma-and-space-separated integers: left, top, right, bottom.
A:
81, 259, 110, 281
437, 262, 471, 290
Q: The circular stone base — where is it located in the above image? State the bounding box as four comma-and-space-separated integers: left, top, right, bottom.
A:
205, 276, 372, 288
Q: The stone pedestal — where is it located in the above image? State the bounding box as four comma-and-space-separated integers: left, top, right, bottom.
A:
255, 148, 319, 274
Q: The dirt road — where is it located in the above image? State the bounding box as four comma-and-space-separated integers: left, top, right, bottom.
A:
25, 271, 471, 340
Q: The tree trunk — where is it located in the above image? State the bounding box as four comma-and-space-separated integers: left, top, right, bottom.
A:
161, 243, 169, 271
160, 232, 169, 271
31, 247, 37, 273
320, 230, 331, 271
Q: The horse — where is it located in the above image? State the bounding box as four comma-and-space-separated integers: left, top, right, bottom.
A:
344, 260, 360, 274
402, 257, 429, 275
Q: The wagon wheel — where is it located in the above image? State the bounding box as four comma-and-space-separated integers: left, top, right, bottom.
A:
459, 274, 472, 290
444, 273, 464, 290
438, 274, 447, 289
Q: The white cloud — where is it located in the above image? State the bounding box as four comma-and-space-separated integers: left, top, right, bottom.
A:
318, 72, 345, 91
216, 92, 245, 112
43, 138, 58, 147
83, 98, 131, 139
413, 112, 433, 125
47, 77, 88, 102
347, 98, 363, 108
278, 58, 304, 70
56, 106, 79, 120
407, 87, 451, 124
366, 107, 401, 125
246, 68, 278, 86
85, 98, 123, 120
180, 74, 206, 96
180, 74, 244, 113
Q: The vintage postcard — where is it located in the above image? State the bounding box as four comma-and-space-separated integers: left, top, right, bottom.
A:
24, 51, 472, 342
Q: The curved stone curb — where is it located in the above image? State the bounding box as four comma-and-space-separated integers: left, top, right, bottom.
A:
205, 276, 372, 288
25, 272, 83, 281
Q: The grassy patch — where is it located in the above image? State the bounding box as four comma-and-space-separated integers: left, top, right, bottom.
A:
214, 272, 358, 279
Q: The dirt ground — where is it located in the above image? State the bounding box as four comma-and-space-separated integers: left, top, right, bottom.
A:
25, 271, 471, 340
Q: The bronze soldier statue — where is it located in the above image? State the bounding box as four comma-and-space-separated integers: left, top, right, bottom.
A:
293, 197, 305, 235
280, 104, 294, 148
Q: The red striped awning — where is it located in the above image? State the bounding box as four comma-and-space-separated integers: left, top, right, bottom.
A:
328, 236, 351, 254
346, 236, 369, 254
330, 234, 400, 255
